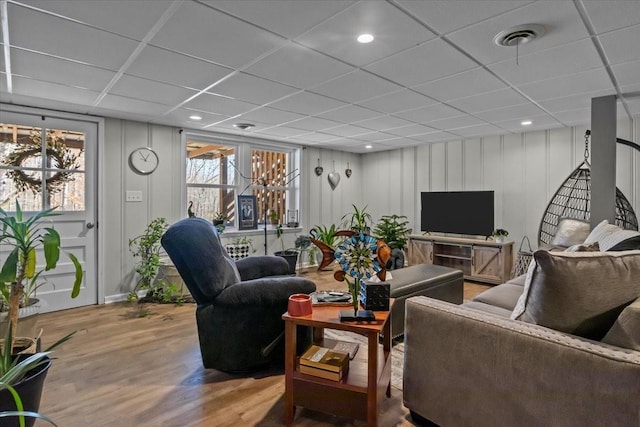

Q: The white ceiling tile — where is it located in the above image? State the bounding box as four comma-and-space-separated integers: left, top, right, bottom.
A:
386, 124, 438, 137
449, 123, 506, 138
353, 115, 414, 131
11, 49, 115, 91
600, 25, 640, 65
110, 75, 198, 106
295, 1, 436, 67
447, 0, 590, 65
412, 68, 507, 102
311, 70, 402, 103
257, 126, 310, 138
322, 124, 374, 137
165, 108, 228, 125
184, 93, 258, 116
582, 0, 640, 34
541, 108, 591, 127
316, 104, 381, 123
21, 0, 175, 40
127, 46, 233, 90
350, 131, 402, 142
209, 73, 298, 105
207, 0, 353, 39
11, 75, 100, 105
366, 38, 477, 87
447, 88, 529, 114
494, 113, 563, 131
518, 67, 614, 102
269, 91, 347, 116
8, 3, 139, 70
613, 60, 640, 89
487, 39, 603, 86
474, 102, 549, 122
357, 89, 437, 114
408, 131, 460, 143
238, 107, 306, 125
245, 43, 354, 88
395, 103, 462, 122
150, 1, 285, 68
287, 116, 341, 132
96, 94, 172, 116
428, 114, 486, 130
538, 90, 613, 113
295, 132, 341, 143
397, 0, 533, 35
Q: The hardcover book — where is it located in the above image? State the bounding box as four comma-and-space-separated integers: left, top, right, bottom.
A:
299, 364, 345, 381
299, 345, 349, 373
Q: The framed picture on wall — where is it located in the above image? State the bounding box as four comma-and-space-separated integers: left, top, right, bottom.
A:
238, 195, 258, 230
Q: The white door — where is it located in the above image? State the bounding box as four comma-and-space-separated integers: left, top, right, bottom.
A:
0, 111, 97, 312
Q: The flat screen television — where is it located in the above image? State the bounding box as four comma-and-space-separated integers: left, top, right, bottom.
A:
421, 191, 494, 237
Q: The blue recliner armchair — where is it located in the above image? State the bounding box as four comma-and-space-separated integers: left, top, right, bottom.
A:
161, 217, 316, 373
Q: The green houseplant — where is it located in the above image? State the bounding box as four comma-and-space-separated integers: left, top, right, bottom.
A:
0, 201, 82, 352
128, 217, 183, 303
373, 214, 410, 269
342, 204, 372, 234
492, 228, 509, 243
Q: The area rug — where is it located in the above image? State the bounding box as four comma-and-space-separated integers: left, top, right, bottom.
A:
323, 329, 404, 390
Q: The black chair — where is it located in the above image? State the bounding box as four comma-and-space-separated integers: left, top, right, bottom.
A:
161, 217, 316, 373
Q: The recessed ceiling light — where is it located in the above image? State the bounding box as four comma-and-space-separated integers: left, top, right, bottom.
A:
233, 123, 255, 130
365, 144, 373, 149
189, 115, 202, 121
521, 120, 532, 126
357, 34, 374, 44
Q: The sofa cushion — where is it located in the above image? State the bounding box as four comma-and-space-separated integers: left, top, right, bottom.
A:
511, 249, 640, 340
462, 300, 514, 318
601, 297, 640, 351
551, 217, 590, 248
584, 219, 640, 251
472, 283, 524, 311
564, 242, 600, 252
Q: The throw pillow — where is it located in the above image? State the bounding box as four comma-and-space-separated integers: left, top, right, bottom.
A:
511, 249, 640, 340
564, 242, 600, 252
601, 297, 640, 351
584, 219, 640, 251
550, 218, 591, 248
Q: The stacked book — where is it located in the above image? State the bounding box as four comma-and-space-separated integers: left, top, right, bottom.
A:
299, 345, 350, 381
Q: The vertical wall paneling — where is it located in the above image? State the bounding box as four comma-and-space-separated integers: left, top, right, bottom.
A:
463, 139, 482, 190
482, 136, 503, 227
446, 141, 463, 191
523, 131, 547, 246
430, 143, 447, 190
501, 134, 526, 236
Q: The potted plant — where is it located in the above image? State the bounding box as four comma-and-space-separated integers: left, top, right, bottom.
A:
309, 224, 341, 270
492, 228, 509, 243
224, 236, 255, 261
373, 214, 411, 269
128, 218, 183, 303
0, 201, 82, 352
212, 212, 228, 233
294, 235, 317, 270
268, 209, 279, 225
274, 225, 298, 274
342, 204, 373, 234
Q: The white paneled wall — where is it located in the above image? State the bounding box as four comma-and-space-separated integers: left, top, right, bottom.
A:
358, 119, 640, 256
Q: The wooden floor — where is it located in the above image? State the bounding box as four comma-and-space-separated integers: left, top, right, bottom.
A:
37, 269, 488, 427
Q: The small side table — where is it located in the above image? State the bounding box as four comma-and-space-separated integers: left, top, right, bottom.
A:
282, 301, 393, 426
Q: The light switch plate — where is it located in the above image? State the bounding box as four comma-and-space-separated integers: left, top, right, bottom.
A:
125, 190, 143, 202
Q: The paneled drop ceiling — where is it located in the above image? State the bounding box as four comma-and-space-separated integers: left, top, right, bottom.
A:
1, 0, 639, 153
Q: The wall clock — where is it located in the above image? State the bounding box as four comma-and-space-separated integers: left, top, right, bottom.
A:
128, 147, 159, 175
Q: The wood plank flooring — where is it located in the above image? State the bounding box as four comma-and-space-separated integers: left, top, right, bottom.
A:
36, 269, 488, 427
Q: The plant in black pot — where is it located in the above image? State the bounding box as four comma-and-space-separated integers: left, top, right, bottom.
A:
0, 201, 83, 426
373, 214, 410, 269
274, 225, 298, 275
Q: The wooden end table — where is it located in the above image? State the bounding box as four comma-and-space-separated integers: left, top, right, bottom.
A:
282, 301, 393, 426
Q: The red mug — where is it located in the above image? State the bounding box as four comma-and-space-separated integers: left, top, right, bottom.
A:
288, 294, 312, 316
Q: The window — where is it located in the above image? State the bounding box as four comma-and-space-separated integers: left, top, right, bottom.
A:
0, 123, 85, 211
185, 136, 298, 230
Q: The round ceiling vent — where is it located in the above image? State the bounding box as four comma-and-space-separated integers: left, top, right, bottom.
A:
233, 123, 255, 130
494, 24, 545, 47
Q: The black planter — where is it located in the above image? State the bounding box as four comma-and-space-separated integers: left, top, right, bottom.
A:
274, 251, 298, 275
0, 356, 51, 427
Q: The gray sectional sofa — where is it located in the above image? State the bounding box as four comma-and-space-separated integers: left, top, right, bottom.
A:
403, 220, 640, 427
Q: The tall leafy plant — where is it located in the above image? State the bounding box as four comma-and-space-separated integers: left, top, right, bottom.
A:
128, 217, 170, 301
373, 214, 410, 250
342, 204, 373, 234
0, 201, 82, 352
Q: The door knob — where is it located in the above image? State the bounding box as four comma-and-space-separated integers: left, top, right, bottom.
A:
86, 222, 95, 229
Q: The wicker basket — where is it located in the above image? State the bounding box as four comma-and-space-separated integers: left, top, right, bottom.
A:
511, 236, 534, 279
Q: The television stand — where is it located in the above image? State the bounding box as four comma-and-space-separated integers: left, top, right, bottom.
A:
407, 234, 513, 285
